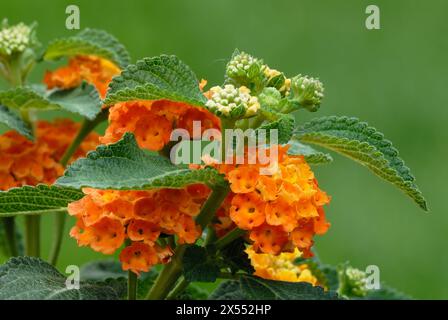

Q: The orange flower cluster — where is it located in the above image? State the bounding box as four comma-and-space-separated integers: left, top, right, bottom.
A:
100, 100, 220, 151
68, 184, 210, 274
212, 146, 331, 257
43, 55, 121, 98
0, 119, 99, 190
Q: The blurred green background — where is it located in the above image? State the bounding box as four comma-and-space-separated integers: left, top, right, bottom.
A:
1, 0, 447, 299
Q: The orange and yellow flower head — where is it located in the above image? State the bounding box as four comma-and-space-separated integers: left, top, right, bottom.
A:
43, 55, 121, 98
68, 184, 211, 274
0, 119, 99, 190
212, 145, 331, 257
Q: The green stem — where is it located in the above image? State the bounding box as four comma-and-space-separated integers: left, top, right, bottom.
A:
59, 113, 107, 167
48, 111, 108, 265
25, 215, 40, 257
48, 211, 66, 265
3, 217, 19, 256
128, 270, 138, 300
145, 185, 230, 300
214, 227, 246, 250
166, 276, 189, 300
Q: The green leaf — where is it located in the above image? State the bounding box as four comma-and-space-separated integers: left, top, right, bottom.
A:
79, 259, 158, 299
287, 138, 333, 165
362, 284, 411, 300
0, 105, 33, 140
209, 280, 246, 300
0, 83, 102, 120
46, 83, 102, 120
240, 275, 339, 300
182, 245, 220, 283
0, 185, 83, 217
56, 132, 226, 190
295, 116, 427, 211
44, 28, 130, 68
0, 257, 126, 300
105, 55, 207, 107
0, 219, 24, 257
258, 114, 294, 144
218, 238, 254, 274
174, 284, 209, 300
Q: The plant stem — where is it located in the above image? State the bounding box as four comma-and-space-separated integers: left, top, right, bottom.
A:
48, 211, 66, 265
25, 215, 40, 257
166, 276, 189, 300
145, 184, 230, 300
48, 111, 108, 265
128, 270, 138, 300
3, 217, 19, 256
214, 227, 246, 250
60, 113, 107, 167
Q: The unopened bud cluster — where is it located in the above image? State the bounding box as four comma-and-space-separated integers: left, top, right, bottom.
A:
0, 22, 34, 56
291, 74, 324, 111
205, 84, 260, 119
226, 51, 263, 80
344, 267, 368, 297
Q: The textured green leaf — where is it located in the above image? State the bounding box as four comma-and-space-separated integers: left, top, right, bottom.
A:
56, 133, 226, 190
209, 281, 246, 300
0, 257, 126, 300
287, 138, 333, 165
105, 55, 207, 107
258, 114, 294, 144
0, 83, 102, 120
240, 275, 339, 300
0, 185, 83, 217
182, 245, 220, 282
295, 116, 427, 210
44, 28, 130, 68
0, 105, 33, 140
362, 284, 411, 300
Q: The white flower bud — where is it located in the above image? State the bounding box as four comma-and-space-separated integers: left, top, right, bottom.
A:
205, 84, 260, 119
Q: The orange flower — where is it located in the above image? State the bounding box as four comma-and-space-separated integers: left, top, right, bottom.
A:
68, 185, 210, 273
119, 242, 160, 275
0, 119, 99, 191
101, 99, 219, 152
210, 145, 330, 257
44, 55, 121, 98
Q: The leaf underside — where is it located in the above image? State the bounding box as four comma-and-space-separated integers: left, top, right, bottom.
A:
56, 132, 226, 190
295, 116, 427, 211
0, 105, 33, 140
44, 28, 130, 68
0, 185, 83, 217
105, 55, 207, 107
0, 84, 102, 120
287, 138, 333, 165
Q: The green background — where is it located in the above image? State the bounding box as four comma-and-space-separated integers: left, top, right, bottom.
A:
1, 0, 447, 299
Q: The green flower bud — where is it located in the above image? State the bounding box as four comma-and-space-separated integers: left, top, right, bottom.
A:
290, 74, 324, 112
338, 265, 368, 298
0, 20, 37, 56
205, 84, 260, 119
225, 51, 266, 92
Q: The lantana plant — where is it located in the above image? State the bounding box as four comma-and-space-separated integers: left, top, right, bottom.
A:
0, 21, 427, 300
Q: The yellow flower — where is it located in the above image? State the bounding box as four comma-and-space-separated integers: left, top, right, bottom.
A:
245, 245, 318, 286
